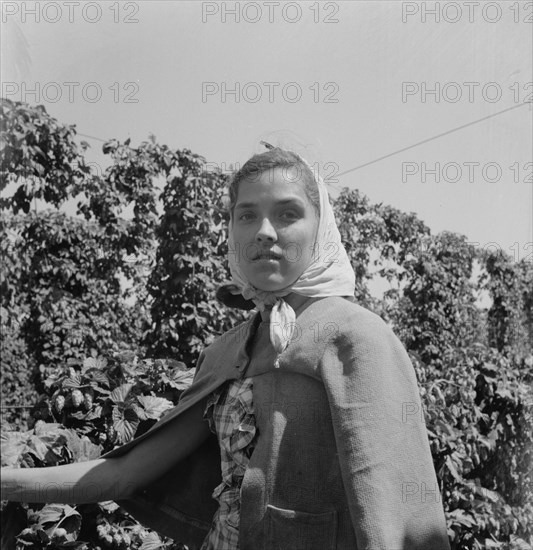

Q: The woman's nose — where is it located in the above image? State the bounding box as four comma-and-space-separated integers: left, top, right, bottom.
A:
255, 218, 277, 242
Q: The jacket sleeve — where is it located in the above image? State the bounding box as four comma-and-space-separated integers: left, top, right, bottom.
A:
319, 312, 450, 550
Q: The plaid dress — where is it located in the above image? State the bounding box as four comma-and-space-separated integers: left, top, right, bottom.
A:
200, 377, 258, 550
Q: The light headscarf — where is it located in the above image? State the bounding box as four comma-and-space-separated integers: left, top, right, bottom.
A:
219, 150, 356, 366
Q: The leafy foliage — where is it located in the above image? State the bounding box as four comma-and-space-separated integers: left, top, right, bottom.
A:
1, 352, 193, 550
482, 250, 533, 357
0, 99, 90, 213
143, 146, 247, 364
395, 231, 481, 366
412, 347, 532, 548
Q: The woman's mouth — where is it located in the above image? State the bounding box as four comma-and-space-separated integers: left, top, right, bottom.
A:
252, 251, 282, 262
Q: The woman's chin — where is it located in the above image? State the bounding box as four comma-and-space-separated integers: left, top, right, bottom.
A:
249, 275, 298, 293
243, 264, 301, 292
246, 274, 283, 292
252, 281, 285, 292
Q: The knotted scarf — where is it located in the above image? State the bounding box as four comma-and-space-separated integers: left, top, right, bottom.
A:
218, 152, 356, 366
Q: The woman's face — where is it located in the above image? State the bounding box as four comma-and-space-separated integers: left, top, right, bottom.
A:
231, 167, 319, 292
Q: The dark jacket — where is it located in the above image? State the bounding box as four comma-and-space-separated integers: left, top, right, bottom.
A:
104, 297, 451, 550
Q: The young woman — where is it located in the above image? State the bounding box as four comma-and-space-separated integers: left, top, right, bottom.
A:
2, 147, 451, 549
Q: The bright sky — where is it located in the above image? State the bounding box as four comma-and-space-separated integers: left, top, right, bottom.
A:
1, 1, 532, 261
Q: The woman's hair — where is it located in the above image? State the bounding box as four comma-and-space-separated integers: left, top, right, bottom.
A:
228, 148, 320, 217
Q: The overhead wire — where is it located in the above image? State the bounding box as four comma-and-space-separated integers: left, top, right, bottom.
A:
75, 101, 530, 194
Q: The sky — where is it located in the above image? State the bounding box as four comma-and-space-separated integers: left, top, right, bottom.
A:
1, 0, 532, 261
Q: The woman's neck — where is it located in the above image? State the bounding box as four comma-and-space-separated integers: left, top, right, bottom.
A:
259, 293, 312, 322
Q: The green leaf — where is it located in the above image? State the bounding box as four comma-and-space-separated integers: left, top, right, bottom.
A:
37, 504, 66, 525
82, 356, 107, 372
39, 504, 81, 542
61, 429, 102, 462
70, 404, 103, 422
140, 531, 164, 550
109, 383, 134, 405
112, 405, 139, 444
63, 374, 82, 389
0, 430, 33, 467
25, 433, 65, 464
445, 456, 463, 482
161, 369, 194, 391
98, 501, 120, 513
135, 395, 173, 420
85, 368, 110, 387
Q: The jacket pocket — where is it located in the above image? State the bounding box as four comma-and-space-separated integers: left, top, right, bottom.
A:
264, 504, 337, 550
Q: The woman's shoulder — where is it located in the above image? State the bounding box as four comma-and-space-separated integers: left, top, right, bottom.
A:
305, 296, 388, 330
302, 296, 399, 352
307, 298, 412, 380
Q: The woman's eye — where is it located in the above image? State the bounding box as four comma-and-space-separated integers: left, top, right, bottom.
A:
239, 212, 255, 221
281, 210, 299, 220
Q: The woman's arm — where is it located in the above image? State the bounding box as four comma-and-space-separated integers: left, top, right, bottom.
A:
1, 399, 211, 505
